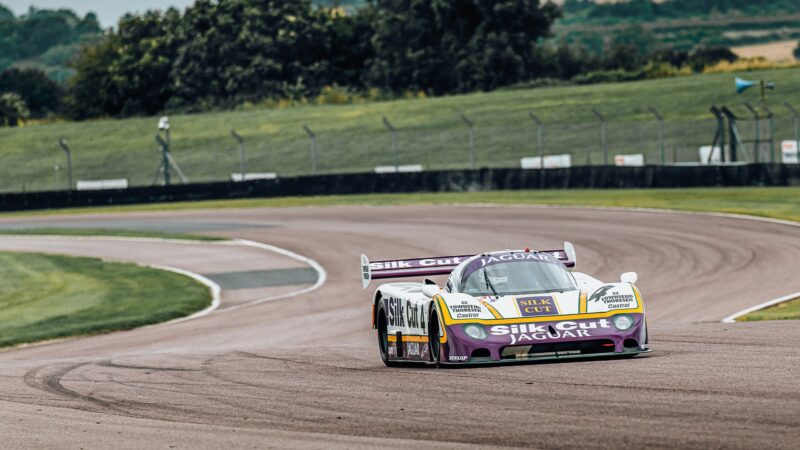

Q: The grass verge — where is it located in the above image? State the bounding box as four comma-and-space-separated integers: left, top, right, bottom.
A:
3, 186, 800, 222
0, 227, 223, 241
0, 252, 211, 348
738, 296, 800, 322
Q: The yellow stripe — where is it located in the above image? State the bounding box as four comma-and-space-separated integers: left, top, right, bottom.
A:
632, 286, 645, 312
479, 299, 503, 319
435, 295, 448, 343
387, 335, 429, 343
439, 302, 643, 326
579, 290, 587, 314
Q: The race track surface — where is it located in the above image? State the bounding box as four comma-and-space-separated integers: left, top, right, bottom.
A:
0, 205, 799, 449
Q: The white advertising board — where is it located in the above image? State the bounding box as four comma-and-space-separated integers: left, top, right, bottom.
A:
614, 154, 645, 167
782, 141, 799, 164
520, 154, 572, 169
230, 173, 277, 182
76, 179, 129, 191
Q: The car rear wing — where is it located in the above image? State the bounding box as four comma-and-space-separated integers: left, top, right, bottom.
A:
361, 254, 472, 289
361, 242, 576, 289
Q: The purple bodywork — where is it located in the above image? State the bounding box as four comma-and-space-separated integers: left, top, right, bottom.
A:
389, 314, 647, 364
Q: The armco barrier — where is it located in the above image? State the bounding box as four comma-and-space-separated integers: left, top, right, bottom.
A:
1, 164, 798, 212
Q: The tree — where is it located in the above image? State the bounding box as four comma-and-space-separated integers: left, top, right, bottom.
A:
0, 68, 65, 117
367, 0, 562, 94
169, 0, 332, 108
0, 92, 30, 126
688, 46, 737, 72
66, 36, 120, 119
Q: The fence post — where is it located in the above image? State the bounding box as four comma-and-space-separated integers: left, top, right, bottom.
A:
528, 112, 544, 165
787, 102, 800, 161
710, 106, 725, 163
155, 134, 171, 185
744, 103, 761, 163
592, 108, 608, 165
763, 105, 775, 162
302, 125, 318, 175
230, 129, 246, 176
459, 113, 476, 169
58, 138, 73, 191
382, 117, 398, 169
647, 107, 665, 164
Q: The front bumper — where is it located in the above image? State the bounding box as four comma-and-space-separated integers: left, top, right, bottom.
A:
439, 314, 648, 365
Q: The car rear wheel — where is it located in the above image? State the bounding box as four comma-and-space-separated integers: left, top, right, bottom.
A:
428, 308, 443, 367
377, 308, 398, 367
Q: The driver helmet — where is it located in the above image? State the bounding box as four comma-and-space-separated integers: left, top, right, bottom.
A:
486, 264, 509, 289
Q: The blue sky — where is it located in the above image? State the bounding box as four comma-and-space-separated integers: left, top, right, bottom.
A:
3, 1, 196, 27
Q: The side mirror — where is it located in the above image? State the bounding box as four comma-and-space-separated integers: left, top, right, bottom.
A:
620, 272, 638, 284
421, 284, 441, 298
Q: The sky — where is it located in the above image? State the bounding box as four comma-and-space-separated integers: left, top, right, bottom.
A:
3, 0, 196, 27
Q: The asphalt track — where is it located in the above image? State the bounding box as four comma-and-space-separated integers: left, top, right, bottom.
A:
0, 205, 799, 449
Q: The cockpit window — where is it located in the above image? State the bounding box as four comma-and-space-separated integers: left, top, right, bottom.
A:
461, 259, 577, 296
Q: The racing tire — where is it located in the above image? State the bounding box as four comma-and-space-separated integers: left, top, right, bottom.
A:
377, 307, 398, 367
428, 308, 444, 368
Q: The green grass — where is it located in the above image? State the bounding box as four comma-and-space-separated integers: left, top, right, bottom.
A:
739, 296, 800, 322
0, 227, 223, 241
3, 186, 799, 222
2, 67, 800, 193
0, 252, 211, 347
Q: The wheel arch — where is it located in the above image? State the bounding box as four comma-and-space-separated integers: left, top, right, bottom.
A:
372, 290, 383, 329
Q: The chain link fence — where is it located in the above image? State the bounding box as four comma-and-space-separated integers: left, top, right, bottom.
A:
2, 105, 799, 193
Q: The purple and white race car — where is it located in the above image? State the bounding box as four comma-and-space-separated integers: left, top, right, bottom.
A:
362, 243, 649, 366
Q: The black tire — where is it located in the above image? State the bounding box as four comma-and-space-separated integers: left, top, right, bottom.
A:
428, 308, 443, 367
377, 307, 398, 367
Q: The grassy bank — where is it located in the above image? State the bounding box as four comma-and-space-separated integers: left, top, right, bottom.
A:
0, 252, 211, 347
0, 228, 223, 241
4, 186, 799, 222
2, 67, 800, 192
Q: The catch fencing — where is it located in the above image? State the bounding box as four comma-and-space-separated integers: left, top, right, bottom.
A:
1, 103, 799, 193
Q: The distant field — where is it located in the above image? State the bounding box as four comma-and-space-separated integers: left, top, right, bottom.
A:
2, 67, 800, 193
732, 40, 800, 62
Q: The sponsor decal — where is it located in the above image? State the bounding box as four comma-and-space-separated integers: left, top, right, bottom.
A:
386, 297, 405, 327
407, 342, 421, 356
449, 355, 469, 362
448, 303, 482, 319
387, 297, 427, 331
477, 252, 555, 267
406, 301, 427, 330
589, 285, 636, 310
516, 295, 559, 317
370, 257, 465, 270
490, 319, 612, 345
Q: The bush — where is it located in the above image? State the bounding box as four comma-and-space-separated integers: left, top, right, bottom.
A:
0, 93, 30, 127
572, 69, 645, 85
795, 42, 800, 60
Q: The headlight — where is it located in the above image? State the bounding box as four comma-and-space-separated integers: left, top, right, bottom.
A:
612, 315, 634, 331
463, 324, 488, 340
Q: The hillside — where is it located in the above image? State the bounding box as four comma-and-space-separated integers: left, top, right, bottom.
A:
1, 67, 799, 193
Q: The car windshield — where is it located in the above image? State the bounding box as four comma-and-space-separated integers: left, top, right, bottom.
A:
461, 260, 577, 296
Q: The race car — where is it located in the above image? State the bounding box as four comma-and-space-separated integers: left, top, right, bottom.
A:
361, 243, 649, 366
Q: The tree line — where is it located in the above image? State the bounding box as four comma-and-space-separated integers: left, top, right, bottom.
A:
1, 0, 744, 124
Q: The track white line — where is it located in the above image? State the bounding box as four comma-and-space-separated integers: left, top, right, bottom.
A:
721, 291, 800, 323
469, 203, 800, 322
146, 264, 222, 325
221, 239, 327, 311
0, 234, 328, 322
